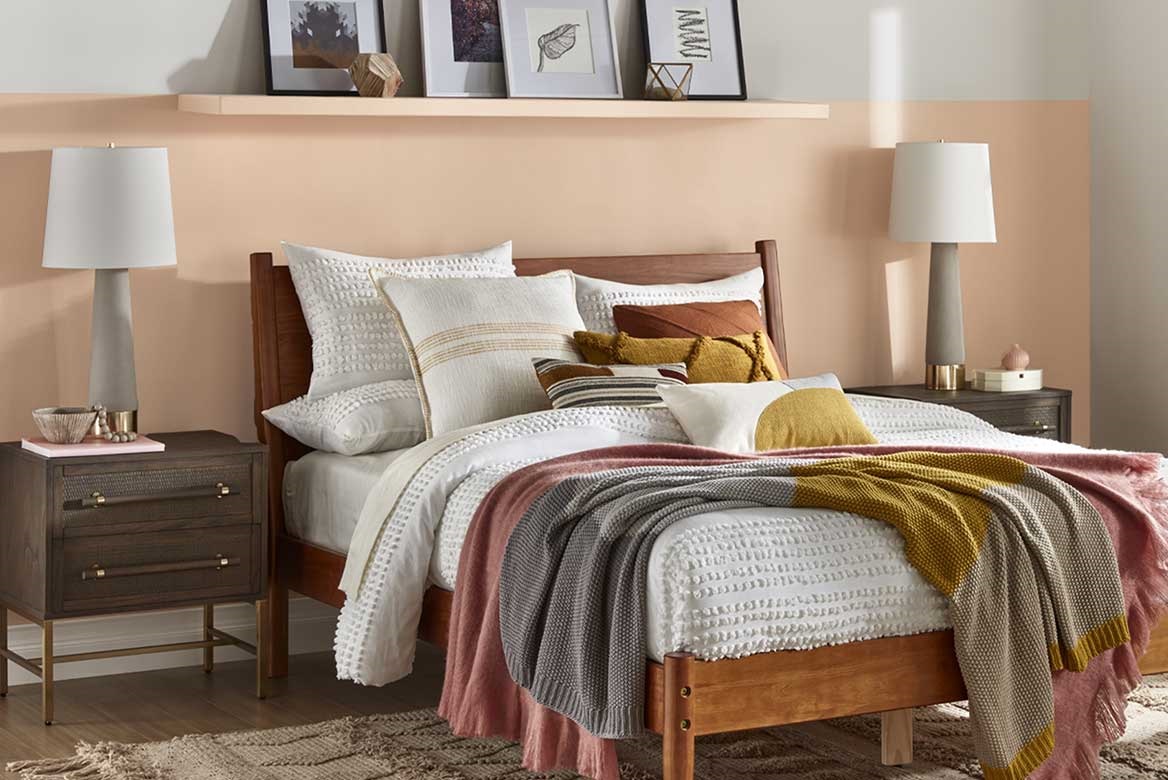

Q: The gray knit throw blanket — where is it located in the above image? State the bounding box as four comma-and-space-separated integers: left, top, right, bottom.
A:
497, 447, 1137, 780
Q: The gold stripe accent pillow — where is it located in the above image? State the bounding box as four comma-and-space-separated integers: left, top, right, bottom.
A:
573, 330, 780, 383
371, 271, 586, 437
659, 374, 876, 452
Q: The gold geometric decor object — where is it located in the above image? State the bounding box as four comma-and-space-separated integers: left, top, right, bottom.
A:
644, 62, 694, 101
349, 52, 404, 97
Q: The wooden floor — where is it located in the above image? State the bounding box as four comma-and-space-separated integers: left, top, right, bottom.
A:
0, 645, 447, 777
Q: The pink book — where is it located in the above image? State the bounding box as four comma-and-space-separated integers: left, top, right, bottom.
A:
21, 436, 166, 458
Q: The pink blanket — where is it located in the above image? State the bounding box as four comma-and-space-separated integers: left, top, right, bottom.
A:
437, 443, 1168, 780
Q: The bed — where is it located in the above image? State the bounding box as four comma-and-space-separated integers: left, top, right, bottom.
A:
251, 239, 1168, 780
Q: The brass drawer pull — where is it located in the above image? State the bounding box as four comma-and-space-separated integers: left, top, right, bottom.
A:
1001, 422, 1055, 436
81, 483, 235, 509
82, 556, 241, 581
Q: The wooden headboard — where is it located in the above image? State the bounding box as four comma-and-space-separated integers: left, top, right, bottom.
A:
250, 240, 784, 536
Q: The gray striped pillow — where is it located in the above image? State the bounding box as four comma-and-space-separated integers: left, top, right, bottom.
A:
533, 359, 688, 409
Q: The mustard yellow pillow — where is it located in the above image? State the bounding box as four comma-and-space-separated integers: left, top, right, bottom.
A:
658, 375, 877, 452
574, 331, 780, 384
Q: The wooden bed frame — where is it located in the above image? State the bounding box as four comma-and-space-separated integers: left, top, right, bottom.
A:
251, 240, 1168, 780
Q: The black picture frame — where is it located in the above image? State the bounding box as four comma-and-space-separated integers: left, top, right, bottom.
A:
261, 0, 388, 96
640, 0, 747, 101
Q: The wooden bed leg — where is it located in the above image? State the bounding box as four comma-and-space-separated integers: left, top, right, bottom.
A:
264, 582, 289, 679
663, 652, 696, 780
881, 708, 914, 766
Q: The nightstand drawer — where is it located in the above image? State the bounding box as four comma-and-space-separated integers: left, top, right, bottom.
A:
58, 525, 260, 615
969, 404, 1061, 439
60, 460, 255, 535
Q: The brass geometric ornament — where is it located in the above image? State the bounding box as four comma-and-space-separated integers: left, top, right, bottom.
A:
644, 62, 694, 100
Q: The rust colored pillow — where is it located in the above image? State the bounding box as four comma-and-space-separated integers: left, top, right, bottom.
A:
612, 300, 786, 378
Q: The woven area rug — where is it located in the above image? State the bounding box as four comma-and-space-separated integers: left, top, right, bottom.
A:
9, 676, 1168, 779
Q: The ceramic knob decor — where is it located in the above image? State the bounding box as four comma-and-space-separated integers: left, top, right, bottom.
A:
1001, 344, 1030, 371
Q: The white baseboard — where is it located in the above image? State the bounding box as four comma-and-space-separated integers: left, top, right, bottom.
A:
3, 597, 338, 686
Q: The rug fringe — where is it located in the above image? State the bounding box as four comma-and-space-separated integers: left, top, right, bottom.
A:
5, 742, 158, 780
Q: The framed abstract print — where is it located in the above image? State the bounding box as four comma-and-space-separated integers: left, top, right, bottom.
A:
498, 0, 623, 99
261, 0, 386, 95
641, 0, 746, 100
421, 0, 508, 97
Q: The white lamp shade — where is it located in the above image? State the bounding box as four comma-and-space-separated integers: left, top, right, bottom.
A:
42, 146, 177, 269
889, 142, 997, 244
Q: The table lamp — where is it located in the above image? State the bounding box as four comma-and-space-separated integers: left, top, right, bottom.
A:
889, 141, 997, 390
42, 146, 177, 434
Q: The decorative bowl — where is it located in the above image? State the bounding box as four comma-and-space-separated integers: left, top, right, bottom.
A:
33, 406, 97, 444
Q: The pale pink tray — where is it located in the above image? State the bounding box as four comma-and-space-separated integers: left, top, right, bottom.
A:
21, 436, 166, 458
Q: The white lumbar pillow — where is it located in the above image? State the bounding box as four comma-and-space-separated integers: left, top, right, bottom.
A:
572, 267, 765, 333
371, 271, 586, 437
284, 241, 514, 400
262, 380, 425, 456
659, 373, 873, 453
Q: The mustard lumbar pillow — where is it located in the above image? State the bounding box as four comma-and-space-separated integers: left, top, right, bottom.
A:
658, 374, 877, 453
573, 330, 779, 384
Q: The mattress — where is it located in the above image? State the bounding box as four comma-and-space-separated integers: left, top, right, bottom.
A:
306, 397, 1086, 672
284, 449, 407, 555
291, 450, 924, 662
284, 448, 478, 588
426, 455, 950, 661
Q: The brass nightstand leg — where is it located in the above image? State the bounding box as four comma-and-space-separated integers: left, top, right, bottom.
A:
42, 620, 53, 725
255, 599, 268, 700
1, 608, 8, 697
202, 605, 214, 673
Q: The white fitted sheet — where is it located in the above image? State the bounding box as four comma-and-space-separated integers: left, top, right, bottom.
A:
285, 448, 461, 587
284, 450, 408, 555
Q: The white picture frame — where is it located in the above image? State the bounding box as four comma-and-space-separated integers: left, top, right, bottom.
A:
499, 0, 623, 99
421, 0, 508, 97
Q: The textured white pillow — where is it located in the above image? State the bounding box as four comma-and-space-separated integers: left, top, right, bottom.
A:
284, 241, 514, 400
372, 272, 586, 437
573, 267, 765, 334
262, 380, 425, 456
660, 373, 851, 452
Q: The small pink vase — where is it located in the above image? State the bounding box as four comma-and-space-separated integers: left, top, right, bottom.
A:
1001, 344, 1030, 371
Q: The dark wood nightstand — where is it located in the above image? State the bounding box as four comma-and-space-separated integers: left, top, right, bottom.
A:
847, 385, 1073, 443
0, 431, 269, 724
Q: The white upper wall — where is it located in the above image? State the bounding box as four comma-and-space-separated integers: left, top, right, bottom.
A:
0, 0, 1089, 100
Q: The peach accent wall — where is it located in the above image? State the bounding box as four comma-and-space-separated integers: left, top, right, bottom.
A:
0, 95, 1090, 445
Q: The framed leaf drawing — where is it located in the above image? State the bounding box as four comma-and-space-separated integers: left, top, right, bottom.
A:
641, 0, 746, 100
421, 0, 507, 97
498, 0, 623, 99
261, 0, 386, 95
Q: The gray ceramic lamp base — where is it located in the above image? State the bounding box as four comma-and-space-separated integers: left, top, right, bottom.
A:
89, 268, 139, 432
925, 242, 966, 390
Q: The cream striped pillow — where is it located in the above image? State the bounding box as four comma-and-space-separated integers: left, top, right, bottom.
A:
371, 271, 586, 437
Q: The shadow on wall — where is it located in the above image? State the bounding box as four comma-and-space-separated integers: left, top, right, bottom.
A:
167, 0, 266, 94
131, 272, 254, 437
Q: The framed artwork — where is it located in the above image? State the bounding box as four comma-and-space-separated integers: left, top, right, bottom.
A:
498, 0, 623, 99
641, 0, 746, 100
420, 0, 507, 97
261, 0, 386, 95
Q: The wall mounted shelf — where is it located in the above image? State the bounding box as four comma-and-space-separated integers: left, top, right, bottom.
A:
176, 94, 829, 120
